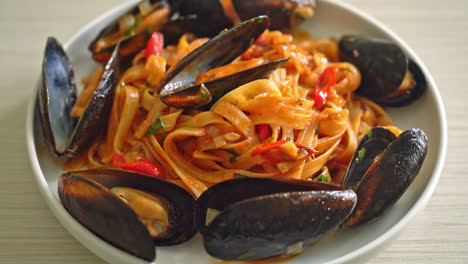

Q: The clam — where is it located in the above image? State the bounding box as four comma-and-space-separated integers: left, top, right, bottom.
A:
157, 16, 289, 109
342, 127, 428, 227
39, 37, 120, 157
58, 169, 197, 261
339, 35, 427, 106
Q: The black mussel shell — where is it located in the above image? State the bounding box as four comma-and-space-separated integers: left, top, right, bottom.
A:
62, 169, 198, 246
196, 178, 357, 260
39, 37, 77, 156
375, 59, 427, 107
40, 39, 120, 157
169, 0, 315, 38
339, 35, 426, 106
67, 44, 120, 156
344, 128, 428, 228
339, 35, 407, 99
158, 16, 286, 109
89, 0, 170, 62
161, 58, 289, 108
233, 0, 316, 29
343, 127, 397, 189
58, 172, 156, 261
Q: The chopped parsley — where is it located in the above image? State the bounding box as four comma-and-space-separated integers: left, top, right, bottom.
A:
124, 17, 144, 37
317, 174, 329, 182
219, 149, 239, 163
294, 11, 306, 20
373, 200, 385, 213
366, 130, 373, 139
234, 174, 248, 179
144, 118, 166, 137
142, 28, 152, 37
134, 17, 143, 27
286, 136, 293, 142
125, 28, 136, 37
356, 148, 366, 164
200, 84, 212, 103
315, 126, 319, 135
211, 83, 229, 102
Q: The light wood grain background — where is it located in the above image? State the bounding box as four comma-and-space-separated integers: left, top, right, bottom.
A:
0, 0, 466, 263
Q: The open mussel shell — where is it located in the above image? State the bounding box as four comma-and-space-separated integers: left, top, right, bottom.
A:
169, 0, 315, 40
60, 169, 198, 245
343, 127, 397, 190
339, 35, 426, 106
233, 0, 316, 29
58, 172, 156, 261
195, 178, 357, 260
375, 59, 427, 106
157, 15, 274, 108
161, 57, 289, 108
39, 37, 77, 156
58, 169, 198, 260
40, 38, 120, 157
343, 128, 428, 228
89, 0, 171, 62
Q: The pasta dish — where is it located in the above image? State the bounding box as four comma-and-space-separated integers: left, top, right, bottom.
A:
65, 29, 398, 198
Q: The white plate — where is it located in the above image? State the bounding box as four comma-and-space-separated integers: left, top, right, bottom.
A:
26, 0, 447, 263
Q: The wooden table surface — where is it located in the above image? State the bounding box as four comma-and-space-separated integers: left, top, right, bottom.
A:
0, 0, 465, 263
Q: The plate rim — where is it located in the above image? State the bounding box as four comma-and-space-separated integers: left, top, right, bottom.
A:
25, 0, 448, 263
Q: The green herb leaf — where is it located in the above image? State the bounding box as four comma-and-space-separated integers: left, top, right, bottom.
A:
317, 174, 329, 182
294, 11, 306, 20
373, 200, 385, 213
366, 130, 373, 139
211, 83, 229, 102
144, 118, 166, 137
234, 174, 248, 179
219, 149, 239, 163
315, 126, 319, 135
142, 28, 152, 37
238, 251, 255, 260
134, 17, 143, 27
286, 136, 293, 142
200, 84, 212, 103
356, 148, 366, 164
125, 28, 135, 37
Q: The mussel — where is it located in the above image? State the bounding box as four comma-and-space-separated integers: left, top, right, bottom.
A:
89, 0, 316, 62
59, 169, 357, 261
342, 127, 428, 227
89, 0, 171, 62
58, 169, 197, 261
157, 16, 289, 108
339, 35, 427, 106
56, 129, 427, 261
170, 0, 316, 35
39, 37, 120, 157
196, 178, 357, 260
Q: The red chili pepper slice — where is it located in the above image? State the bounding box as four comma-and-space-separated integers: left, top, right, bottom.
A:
313, 66, 338, 109
144, 32, 164, 60
251, 140, 317, 156
112, 154, 163, 178
255, 124, 271, 141
255, 34, 266, 44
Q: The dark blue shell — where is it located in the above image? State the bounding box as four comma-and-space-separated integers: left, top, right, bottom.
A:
39, 37, 77, 155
